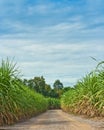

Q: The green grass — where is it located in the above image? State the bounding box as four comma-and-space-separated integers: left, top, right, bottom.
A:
2, 58, 104, 125
61, 61, 104, 117
0, 59, 48, 125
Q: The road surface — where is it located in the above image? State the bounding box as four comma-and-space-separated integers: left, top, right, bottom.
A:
0, 110, 104, 130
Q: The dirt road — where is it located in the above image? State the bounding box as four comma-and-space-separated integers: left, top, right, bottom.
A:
0, 110, 104, 130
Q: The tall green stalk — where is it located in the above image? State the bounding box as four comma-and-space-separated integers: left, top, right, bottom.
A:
0, 59, 48, 126
61, 61, 104, 117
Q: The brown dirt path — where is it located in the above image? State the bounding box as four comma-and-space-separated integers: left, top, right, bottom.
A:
0, 110, 104, 130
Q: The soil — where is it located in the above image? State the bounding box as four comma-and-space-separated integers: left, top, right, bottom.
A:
0, 110, 104, 130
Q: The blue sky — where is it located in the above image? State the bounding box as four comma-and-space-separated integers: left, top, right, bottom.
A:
0, 0, 104, 86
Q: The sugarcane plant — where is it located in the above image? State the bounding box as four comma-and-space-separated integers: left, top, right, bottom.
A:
0, 58, 48, 126
61, 61, 104, 117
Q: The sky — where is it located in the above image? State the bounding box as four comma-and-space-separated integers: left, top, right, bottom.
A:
0, 0, 104, 87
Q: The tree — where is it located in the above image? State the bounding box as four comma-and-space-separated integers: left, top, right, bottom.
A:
63, 86, 72, 92
53, 79, 63, 90
53, 80, 64, 98
23, 77, 64, 98
49, 89, 59, 98
45, 84, 51, 92
23, 76, 46, 94
33, 76, 45, 94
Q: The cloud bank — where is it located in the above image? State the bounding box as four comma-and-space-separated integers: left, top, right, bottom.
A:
0, 0, 104, 86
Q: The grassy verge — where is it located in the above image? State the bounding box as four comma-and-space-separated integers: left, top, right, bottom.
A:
61, 61, 104, 117
0, 59, 48, 126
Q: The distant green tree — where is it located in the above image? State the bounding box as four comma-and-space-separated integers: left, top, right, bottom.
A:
63, 86, 72, 92
45, 84, 51, 92
23, 78, 65, 98
53, 80, 63, 90
49, 89, 59, 98
41, 84, 51, 97
23, 76, 45, 93
53, 80, 64, 98
33, 76, 45, 94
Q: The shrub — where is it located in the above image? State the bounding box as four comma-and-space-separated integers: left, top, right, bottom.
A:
47, 98, 60, 109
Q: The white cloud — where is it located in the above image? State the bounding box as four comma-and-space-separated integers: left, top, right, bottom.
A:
28, 4, 51, 15
0, 38, 103, 86
0, 0, 104, 86
27, 2, 72, 16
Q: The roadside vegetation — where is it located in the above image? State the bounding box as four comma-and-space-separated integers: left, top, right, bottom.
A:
0, 58, 63, 126
2, 58, 104, 126
47, 98, 60, 109
0, 59, 48, 126
61, 61, 104, 117
23, 78, 64, 98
